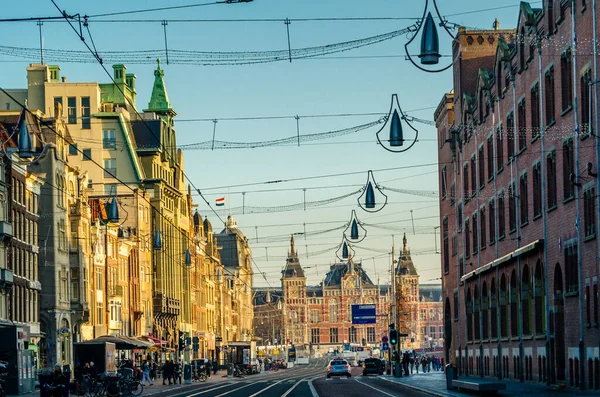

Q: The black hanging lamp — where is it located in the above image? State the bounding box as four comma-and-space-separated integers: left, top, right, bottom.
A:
335, 235, 355, 261
153, 230, 162, 250
357, 170, 388, 213
185, 249, 192, 266
17, 109, 32, 158
404, 0, 456, 73
376, 94, 419, 153
107, 197, 119, 223
344, 209, 367, 243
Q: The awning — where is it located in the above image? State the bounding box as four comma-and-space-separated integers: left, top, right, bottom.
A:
76, 335, 151, 350
461, 239, 544, 283
144, 336, 168, 348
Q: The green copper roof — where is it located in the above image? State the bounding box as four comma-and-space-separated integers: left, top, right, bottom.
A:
147, 59, 172, 113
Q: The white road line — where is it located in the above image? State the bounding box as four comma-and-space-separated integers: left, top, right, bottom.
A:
245, 379, 286, 397
184, 382, 236, 396
354, 377, 396, 397
280, 377, 307, 397
213, 381, 259, 397
308, 376, 319, 397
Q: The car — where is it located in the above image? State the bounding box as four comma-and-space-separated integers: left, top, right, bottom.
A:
327, 359, 351, 378
362, 358, 384, 376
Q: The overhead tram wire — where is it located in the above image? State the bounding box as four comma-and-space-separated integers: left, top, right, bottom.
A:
0, 87, 254, 292
85, 0, 241, 18
50, 0, 227, 227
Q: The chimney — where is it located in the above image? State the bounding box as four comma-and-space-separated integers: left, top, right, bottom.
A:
61, 76, 66, 83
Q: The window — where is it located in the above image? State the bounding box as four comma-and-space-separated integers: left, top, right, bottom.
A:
560, 49, 573, 111
53, 97, 63, 117
498, 192, 506, 239
496, 126, 504, 170
310, 310, 320, 323
533, 163, 542, 218
329, 299, 338, 323
87, 179, 93, 189
96, 301, 103, 325
520, 173, 528, 225
584, 186, 596, 239
81, 97, 90, 129
594, 282, 599, 325
506, 113, 515, 160
466, 289, 473, 341
487, 135, 494, 179
472, 212, 478, 255
518, 99, 527, 151
480, 207, 486, 250
103, 130, 116, 149
58, 219, 66, 250
465, 218, 470, 257
531, 83, 540, 138
510, 272, 519, 337
329, 328, 339, 344
68, 144, 78, 156
450, 183, 456, 206
311, 328, 320, 344
565, 241, 578, 293
367, 327, 376, 343
348, 326, 357, 343
563, 138, 574, 200
489, 200, 496, 244
83, 149, 92, 161
443, 216, 449, 274
547, 150, 557, 208
470, 155, 477, 195
458, 203, 463, 232
509, 182, 516, 232
441, 167, 447, 199
478, 145, 485, 188
463, 163, 469, 199
104, 159, 117, 178
586, 284, 591, 325
454, 291, 459, 320
451, 232, 457, 257
545, 66, 556, 126
581, 69, 593, 135
67, 97, 77, 124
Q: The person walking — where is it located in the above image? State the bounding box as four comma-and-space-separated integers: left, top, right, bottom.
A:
205, 359, 211, 377
174, 361, 182, 384
162, 361, 172, 385
150, 360, 157, 381
141, 361, 153, 386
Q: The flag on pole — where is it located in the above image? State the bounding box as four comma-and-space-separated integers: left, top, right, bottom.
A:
215, 197, 225, 207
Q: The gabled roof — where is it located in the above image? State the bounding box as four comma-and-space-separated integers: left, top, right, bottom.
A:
419, 284, 442, 302
323, 260, 374, 288
282, 236, 305, 278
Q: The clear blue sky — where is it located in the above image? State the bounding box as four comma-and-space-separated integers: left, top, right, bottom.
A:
0, 0, 533, 288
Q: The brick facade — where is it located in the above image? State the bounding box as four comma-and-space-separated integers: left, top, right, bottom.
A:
436, 2, 600, 390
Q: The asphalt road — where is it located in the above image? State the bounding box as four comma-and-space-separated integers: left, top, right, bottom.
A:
148, 359, 431, 397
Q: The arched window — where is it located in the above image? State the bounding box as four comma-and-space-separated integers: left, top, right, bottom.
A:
500, 274, 508, 337
466, 288, 473, 341
510, 269, 519, 337
347, 299, 355, 322
490, 278, 497, 338
482, 281, 489, 339
534, 260, 546, 334
522, 264, 532, 335
329, 299, 338, 323
474, 285, 481, 340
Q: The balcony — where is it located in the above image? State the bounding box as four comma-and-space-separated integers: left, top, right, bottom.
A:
153, 293, 180, 316
0, 268, 13, 288
0, 221, 12, 239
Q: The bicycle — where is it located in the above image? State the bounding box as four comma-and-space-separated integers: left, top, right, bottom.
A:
119, 376, 144, 396
192, 369, 208, 383
233, 365, 245, 378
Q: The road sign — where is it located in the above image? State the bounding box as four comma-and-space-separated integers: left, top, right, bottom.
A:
351, 304, 377, 325
382, 336, 388, 343
381, 343, 389, 351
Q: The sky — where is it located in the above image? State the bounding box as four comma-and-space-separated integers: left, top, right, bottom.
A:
0, 0, 534, 289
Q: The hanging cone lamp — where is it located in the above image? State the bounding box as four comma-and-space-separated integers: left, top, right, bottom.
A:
17, 109, 32, 158
342, 241, 349, 259
336, 235, 355, 261
419, 12, 441, 65
107, 197, 119, 223
344, 209, 367, 243
185, 249, 192, 265
153, 230, 162, 250
404, 0, 455, 73
376, 94, 418, 153
357, 170, 388, 213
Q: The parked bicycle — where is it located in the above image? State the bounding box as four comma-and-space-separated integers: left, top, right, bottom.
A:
192, 369, 208, 383
0, 360, 7, 397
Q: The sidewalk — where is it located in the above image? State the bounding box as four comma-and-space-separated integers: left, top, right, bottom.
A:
380, 371, 595, 397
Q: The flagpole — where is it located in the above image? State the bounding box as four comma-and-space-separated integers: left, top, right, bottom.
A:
227, 188, 231, 219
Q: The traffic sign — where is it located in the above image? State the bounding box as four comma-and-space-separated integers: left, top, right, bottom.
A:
382, 336, 388, 343
351, 304, 377, 325
381, 343, 389, 351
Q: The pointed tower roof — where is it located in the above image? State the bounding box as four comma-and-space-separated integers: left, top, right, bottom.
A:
397, 233, 418, 276
146, 59, 175, 115
282, 235, 304, 279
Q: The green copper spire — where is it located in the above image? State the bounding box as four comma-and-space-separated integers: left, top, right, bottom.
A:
147, 58, 173, 113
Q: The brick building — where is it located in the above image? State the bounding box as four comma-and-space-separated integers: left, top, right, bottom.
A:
436, 2, 600, 390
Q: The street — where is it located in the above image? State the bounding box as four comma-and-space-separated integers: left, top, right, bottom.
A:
147, 359, 430, 397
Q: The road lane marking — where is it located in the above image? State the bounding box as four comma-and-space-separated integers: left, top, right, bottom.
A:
280, 377, 307, 397
245, 379, 286, 397
308, 376, 319, 397
354, 377, 396, 397
183, 382, 238, 396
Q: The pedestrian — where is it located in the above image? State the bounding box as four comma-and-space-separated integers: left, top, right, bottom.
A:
213, 359, 218, 375
150, 360, 157, 381
402, 351, 410, 376
141, 361, 153, 386
174, 360, 182, 384
205, 359, 211, 377
162, 361, 172, 385
409, 355, 414, 374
